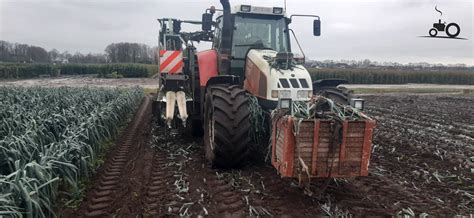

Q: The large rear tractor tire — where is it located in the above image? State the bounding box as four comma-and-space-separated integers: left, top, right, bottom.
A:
446, 23, 460, 38
204, 85, 251, 168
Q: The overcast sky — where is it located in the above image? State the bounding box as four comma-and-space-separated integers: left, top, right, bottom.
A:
1, 0, 473, 65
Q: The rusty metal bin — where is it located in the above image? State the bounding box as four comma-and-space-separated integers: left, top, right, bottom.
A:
271, 116, 376, 179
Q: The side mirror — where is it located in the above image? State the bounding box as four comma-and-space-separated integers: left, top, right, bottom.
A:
313, 19, 321, 36
202, 13, 213, 31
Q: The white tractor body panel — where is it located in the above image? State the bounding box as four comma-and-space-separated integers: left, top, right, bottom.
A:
244, 49, 313, 103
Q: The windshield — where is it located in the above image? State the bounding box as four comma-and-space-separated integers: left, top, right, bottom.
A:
232, 16, 289, 59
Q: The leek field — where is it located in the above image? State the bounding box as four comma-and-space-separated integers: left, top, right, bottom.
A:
0, 86, 143, 217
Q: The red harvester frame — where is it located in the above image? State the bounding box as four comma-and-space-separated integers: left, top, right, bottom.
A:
271, 116, 376, 179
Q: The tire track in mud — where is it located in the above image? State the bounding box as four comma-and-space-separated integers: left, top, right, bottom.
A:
142, 152, 173, 216
245, 167, 323, 216
206, 166, 326, 217
207, 173, 246, 216
82, 96, 150, 217
148, 130, 249, 217
146, 132, 207, 216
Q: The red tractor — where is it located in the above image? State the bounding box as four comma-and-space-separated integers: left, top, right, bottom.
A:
154, 0, 374, 182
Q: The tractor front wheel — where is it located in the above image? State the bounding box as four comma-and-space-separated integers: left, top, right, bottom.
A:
429, 28, 438, 37
204, 85, 251, 168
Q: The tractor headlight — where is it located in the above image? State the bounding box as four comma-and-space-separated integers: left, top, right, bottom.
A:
350, 98, 365, 110
273, 7, 283, 14
241, 5, 251, 12
297, 90, 312, 99
279, 90, 291, 98
271, 90, 278, 98
271, 90, 291, 99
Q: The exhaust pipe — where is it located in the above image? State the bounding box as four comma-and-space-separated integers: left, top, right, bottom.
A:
219, 0, 232, 75
220, 0, 230, 13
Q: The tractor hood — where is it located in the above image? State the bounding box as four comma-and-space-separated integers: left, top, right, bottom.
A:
243, 49, 313, 106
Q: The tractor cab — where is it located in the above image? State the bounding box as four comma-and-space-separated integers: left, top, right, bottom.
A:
206, 4, 320, 80
201, 3, 321, 109
212, 5, 291, 78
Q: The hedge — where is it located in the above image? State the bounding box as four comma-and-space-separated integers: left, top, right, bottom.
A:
309, 68, 474, 85
0, 63, 158, 79
1, 63, 473, 85
0, 64, 55, 79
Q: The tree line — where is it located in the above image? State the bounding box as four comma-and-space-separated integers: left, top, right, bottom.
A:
0, 41, 157, 64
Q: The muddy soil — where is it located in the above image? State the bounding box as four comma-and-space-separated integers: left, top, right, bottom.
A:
310, 94, 474, 216
62, 94, 473, 217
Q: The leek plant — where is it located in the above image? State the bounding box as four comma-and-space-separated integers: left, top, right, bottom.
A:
0, 86, 144, 217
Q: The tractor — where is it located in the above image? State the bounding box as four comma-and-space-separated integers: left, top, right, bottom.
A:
429, 19, 461, 38
154, 0, 374, 180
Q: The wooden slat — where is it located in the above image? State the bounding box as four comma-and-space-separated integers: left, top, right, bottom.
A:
298, 132, 313, 138
317, 132, 333, 137
298, 147, 313, 153
317, 149, 339, 158
317, 155, 340, 162
276, 143, 283, 159
345, 143, 364, 148
360, 120, 376, 176
346, 132, 365, 137
343, 156, 363, 162
338, 121, 348, 175
345, 148, 362, 155
311, 120, 320, 175
346, 137, 364, 143
317, 147, 329, 153
317, 142, 331, 148
298, 142, 313, 147
348, 122, 366, 128
317, 138, 332, 143
347, 127, 365, 133
339, 161, 362, 166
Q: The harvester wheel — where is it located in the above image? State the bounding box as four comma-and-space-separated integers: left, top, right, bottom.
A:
319, 87, 351, 105
204, 85, 251, 168
152, 100, 165, 126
